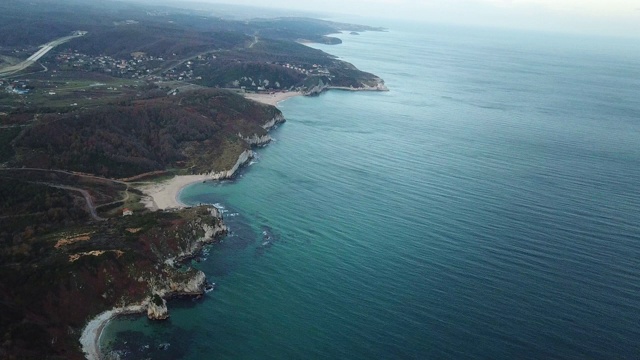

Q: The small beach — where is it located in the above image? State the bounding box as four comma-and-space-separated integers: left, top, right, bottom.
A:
135, 92, 298, 211
137, 174, 209, 210
94, 88, 325, 359
80, 305, 145, 360
244, 91, 302, 106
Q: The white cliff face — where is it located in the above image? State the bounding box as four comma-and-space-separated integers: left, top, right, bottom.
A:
165, 210, 228, 264
238, 115, 285, 147
305, 79, 328, 96
209, 206, 221, 218
304, 77, 389, 95
199, 222, 228, 241
145, 270, 206, 320
166, 270, 207, 295
261, 114, 285, 131
145, 207, 226, 321
147, 295, 169, 320
149, 269, 207, 299
173, 221, 228, 261
206, 149, 254, 180
239, 133, 272, 146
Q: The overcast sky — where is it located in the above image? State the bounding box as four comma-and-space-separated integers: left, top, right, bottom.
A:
210, 0, 640, 37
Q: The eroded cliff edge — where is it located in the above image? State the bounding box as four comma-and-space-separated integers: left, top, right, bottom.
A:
72, 206, 227, 358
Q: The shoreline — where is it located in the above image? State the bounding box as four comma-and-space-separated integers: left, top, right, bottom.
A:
80, 304, 145, 360
137, 149, 254, 211
244, 91, 302, 106
137, 174, 209, 210
82, 85, 384, 359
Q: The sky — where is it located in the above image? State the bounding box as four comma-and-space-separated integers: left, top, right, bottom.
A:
210, 0, 640, 37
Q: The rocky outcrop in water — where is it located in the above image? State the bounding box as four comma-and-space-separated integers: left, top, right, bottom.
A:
147, 294, 169, 320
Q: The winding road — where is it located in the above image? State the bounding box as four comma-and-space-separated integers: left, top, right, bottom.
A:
48, 184, 105, 221
1, 167, 130, 221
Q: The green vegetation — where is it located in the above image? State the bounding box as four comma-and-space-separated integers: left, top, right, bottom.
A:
152, 293, 164, 306
0, 201, 224, 359
0, 127, 21, 162
8, 89, 281, 178
0, 1, 386, 359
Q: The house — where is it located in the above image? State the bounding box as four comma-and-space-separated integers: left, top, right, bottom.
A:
122, 208, 133, 216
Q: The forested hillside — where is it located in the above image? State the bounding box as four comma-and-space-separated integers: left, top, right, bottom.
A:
9, 90, 281, 177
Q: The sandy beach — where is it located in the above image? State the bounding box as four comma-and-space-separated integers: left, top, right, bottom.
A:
79, 92, 297, 358
137, 174, 209, 210
80, 175, 215, 357
134, 92, 301, 210
244, 91, 302, 106
80, 304, 145, 360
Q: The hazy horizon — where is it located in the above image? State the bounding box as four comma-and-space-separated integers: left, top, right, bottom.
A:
177, 0, 640, 38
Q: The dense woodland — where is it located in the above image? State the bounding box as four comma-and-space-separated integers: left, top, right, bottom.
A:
0, 178, 89, 262
0, 204, 221, 359
9, 89, 281, 177
71, 28, 250, 58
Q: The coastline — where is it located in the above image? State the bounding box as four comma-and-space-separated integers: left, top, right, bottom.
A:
82, 80, 385, 360
137, 174, 209, 210
244, 91, 302, 106
137, 149, 254, 211
80, 304, 145, 360
135, 92, 298, 212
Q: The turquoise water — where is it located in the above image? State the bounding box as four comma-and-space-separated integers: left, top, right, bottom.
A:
102, 25, 640, 359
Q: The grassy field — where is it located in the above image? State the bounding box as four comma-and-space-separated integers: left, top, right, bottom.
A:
0, 71, 144, 111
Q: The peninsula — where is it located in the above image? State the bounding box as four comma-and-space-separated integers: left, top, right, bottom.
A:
0, 0, 387, 358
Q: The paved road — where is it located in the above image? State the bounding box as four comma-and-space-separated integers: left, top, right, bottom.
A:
0, 32, 86, 77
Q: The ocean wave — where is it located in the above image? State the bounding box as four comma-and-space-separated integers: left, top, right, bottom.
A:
213, 203, 227, 213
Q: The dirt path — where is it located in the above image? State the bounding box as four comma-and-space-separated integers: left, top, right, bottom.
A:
48, 184, 105, 221
2, 167, 131, 221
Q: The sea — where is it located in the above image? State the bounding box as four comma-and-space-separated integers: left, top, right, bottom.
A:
100, 22, 640, 359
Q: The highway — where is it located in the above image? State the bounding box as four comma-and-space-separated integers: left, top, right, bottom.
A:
0, 32, 86, 77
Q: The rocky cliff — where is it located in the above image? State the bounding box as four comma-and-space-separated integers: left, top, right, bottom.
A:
84, 206, 227, 326
206, 149, 254, 180
240, 133, 273, 146
147, 294, 169, 320
262, 114, 286, 131
145, 207, 226, 315
238, 114, 287, 147
304, 76, 388, 96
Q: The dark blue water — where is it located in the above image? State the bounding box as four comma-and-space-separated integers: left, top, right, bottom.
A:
102, 24, 640, 359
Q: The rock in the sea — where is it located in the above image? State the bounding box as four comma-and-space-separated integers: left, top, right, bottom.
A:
147, 294, 169, 320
